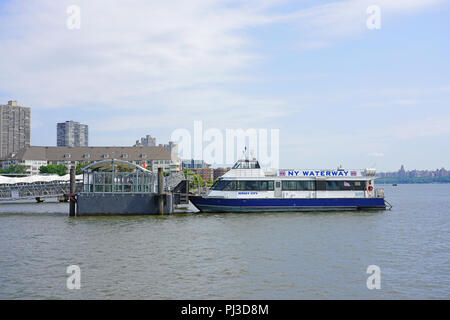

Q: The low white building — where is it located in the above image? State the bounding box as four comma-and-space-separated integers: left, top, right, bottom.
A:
0, 159, 48, 175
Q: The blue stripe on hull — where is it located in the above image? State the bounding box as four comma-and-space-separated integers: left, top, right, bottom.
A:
190, 196, 386, 213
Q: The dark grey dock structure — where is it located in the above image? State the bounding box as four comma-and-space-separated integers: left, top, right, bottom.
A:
74, 159, 185, 216
76, 192, 173, 215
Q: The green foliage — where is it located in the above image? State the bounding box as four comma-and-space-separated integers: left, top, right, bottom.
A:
206, 178, 217, 187
117, 166, 134, 172
75, 162, 91, 175
376, 176, 450, 184
182, 169, 190, 179
39, 164, 68, 176
183, 169, 205, 187
0, 164, 27, 175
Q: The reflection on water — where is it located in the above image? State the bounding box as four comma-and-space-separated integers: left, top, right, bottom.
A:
0, 184, 449, 299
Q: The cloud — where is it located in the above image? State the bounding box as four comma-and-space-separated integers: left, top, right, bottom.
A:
0, 0, 443, 109
0, 0, 274, 107
360, 99, 422, 108
0, 0, 445, 142
368, 152, 384, 157
438, 85, 450, 92
282, 0, 443, 48
91, 89, 292, 132
391, 117, 450, 140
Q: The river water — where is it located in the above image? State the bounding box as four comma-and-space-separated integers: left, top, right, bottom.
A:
0, 184, 449, 299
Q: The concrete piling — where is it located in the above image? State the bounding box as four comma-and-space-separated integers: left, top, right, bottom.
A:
186, 180, 189, 204
69, 167, 76, 217
158, 168, 164, 215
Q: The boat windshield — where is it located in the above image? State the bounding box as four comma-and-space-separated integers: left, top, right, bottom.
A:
211, 179, 228, 190
232, 160, 260, 169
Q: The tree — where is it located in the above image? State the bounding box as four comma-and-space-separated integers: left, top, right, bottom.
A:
183, 169, 205, 187
206, 178, 216, 187
75, 162, 91, 175
0, 164, 27, 175
39, 164, 68, 176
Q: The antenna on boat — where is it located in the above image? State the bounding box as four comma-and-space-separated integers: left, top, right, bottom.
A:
240, 147, 247, 160
250, 149, 256, 160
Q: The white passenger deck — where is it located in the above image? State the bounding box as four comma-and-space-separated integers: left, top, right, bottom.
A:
207, 159, 382, 200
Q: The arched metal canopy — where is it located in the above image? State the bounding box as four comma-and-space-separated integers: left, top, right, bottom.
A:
82, 159, 150, 172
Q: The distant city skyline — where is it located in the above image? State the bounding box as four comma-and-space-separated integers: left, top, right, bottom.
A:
379, 165, 449, 177
1, 99, 447, 171
134, 135, 156, 147
1, 98, 448, 171
1, 0, 449, 171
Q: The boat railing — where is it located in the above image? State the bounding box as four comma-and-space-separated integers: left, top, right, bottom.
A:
375, 188, 384, 198
227, 169, 264, 177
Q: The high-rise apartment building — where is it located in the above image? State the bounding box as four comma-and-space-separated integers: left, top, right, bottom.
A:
0, 100, 31, 158
57, 120, 88, 147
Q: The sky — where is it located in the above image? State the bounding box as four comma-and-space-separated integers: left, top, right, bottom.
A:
0, 0, 449, 171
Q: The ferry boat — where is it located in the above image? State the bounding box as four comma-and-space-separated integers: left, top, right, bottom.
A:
190, 158, 388, 213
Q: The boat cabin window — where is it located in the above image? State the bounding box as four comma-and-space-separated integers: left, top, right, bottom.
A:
237, 181, 259, 191
275, 180, 368, 191
282, 180, 315, 191
211, 179, 229, 190
326, 180, 366, 191
212, 180, 274, 191
232, 160, 261, 169
223, 181, 236, 191
316, 180, 326, 191
260, 181, 274, 191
